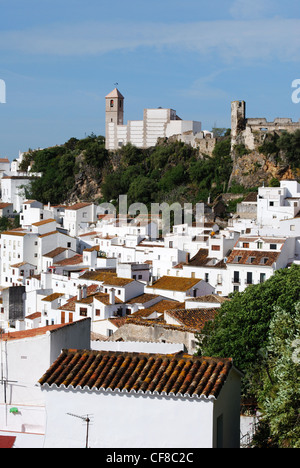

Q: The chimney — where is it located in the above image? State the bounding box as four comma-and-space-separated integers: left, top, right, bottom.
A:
109, 288, 115, 305
82, 284, 87, 299
77, 284, 82, 301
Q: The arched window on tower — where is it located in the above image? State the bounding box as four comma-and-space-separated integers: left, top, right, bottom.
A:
110, 99, 114, 107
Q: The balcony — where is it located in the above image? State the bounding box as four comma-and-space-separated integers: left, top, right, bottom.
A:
232, 278, 240, 284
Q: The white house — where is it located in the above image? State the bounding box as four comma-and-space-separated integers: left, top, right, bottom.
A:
38, 349, 242, 448
1, 174, 40, 213
0, 202, 14, 217
225, 235, 294, 294
63, 202, 97, 237
20, 200, 53, 228
256, 179, 300, 228
0, 319, 91, 448
145, 275, 214, 302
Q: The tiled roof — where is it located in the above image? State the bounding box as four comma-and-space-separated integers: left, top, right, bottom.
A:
164, 308, 217, 330
32, 218, 56, 226
131, 300, 184, 318
58, 284, 99, 311
150, 276, 201, 292
79, 270, 118, 282
226, 249, 280, 266
105, 88, 124, 99
0, 320, 86, 341
102, 277, 134, 287
42, 292, 64, 302
94, 292, 123, 305
242, 192, 258, 203
43, 247, 67, 258
25, 311, 41, 320
188, 249, 226, 269
186, 294, 229, 304
38, 349, 234, 400
126, 293, 160, 304
65, 202, 92, 211
54, 254, 83, 266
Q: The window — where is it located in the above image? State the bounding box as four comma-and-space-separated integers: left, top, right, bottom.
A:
290, 225, 295, 231
260, 273, 266, 283
243, 242, 249, 248
110, 99, 114, 107
211, 245, 220, 251
246, 272, 253, 284
270, 244, 277, 250
257, 242, 263, 249
233, 271, 240, 283
79, 307, 88, 317
205, 273, 209, 283
95, 309, 100, 317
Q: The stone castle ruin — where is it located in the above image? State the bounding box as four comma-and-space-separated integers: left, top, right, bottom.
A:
231, 100, 300, 151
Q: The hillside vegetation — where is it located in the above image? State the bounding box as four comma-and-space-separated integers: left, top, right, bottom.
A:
20, 129, 300, 208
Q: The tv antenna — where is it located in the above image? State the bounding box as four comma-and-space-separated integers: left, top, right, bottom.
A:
67, 412, 92, 448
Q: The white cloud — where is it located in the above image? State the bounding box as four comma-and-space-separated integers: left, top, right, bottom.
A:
0, 17, 299, 63
229, 0, 273, 20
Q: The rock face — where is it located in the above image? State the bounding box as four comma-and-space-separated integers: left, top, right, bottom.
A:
64, 153, 103, 204
229, 149, 296, 189
229, 100, 300, 188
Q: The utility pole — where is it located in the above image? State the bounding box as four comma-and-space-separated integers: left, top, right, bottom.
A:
67, 413, 92, 448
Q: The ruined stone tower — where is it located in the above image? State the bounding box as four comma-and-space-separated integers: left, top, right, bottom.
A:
231, 100, 246, 148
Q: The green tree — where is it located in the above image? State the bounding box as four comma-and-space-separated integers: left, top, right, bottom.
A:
197, 265, 300, 397
255, 303, 300, 448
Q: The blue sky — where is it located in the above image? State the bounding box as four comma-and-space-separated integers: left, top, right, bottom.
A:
0, 0, 300, 159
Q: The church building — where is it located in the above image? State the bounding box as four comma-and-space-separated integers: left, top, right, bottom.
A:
105, 88, 202, 151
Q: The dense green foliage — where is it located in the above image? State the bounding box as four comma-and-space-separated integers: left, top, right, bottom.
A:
21, 134, 108, 205
255, 302, 300, 448
0, 215, 20, 232
102, 136, 233, 207
197, 265, 300, 380
258, 129, 300, 169
197, 265, 300, 446
23, 134, 234, 206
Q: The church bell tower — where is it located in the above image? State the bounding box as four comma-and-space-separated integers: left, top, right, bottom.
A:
105, 88, 124, 149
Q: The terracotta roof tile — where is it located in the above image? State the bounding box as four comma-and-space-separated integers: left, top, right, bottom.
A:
32, 218, 56, 226
58, 285, 99, 311
54, 254, 83, 266
42, 293, 64, 302
226, 249, 280, 266
126, 293, 160, 304
131, 300, 183, 317
0, 320, 87, 341
43, 247, 67, 258
38, 349, 234, 399
150, 276, 201, 292
65, 202, 92, 210
164, 308, 217, 330
188, 249, 226, 269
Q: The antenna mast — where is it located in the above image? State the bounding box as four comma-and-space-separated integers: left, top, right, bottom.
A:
67, 413, 92, 448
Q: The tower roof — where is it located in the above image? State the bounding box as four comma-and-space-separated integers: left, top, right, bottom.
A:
105, 88, 124, 99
